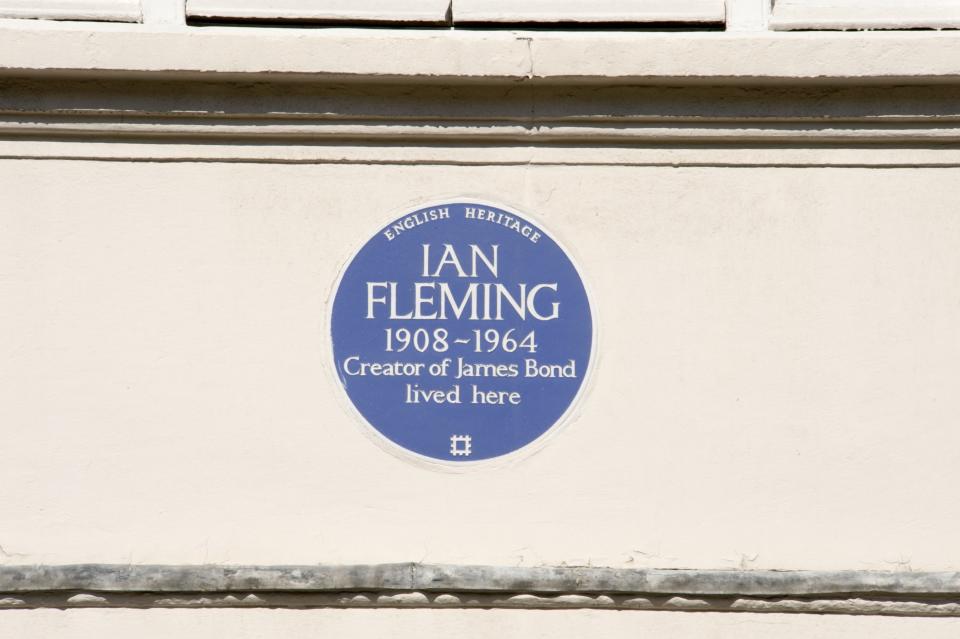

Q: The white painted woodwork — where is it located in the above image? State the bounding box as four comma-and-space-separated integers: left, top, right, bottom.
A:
0, 0, 139, 21
726, 0, 770, 31
186, 0, 450, 23
454, 0, 725, 24
772, 0, 960, 30
140, 0, 183, 24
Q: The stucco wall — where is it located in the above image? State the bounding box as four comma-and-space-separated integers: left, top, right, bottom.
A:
3, 609, 960, 638
3, 160, 958, 571
3, 15, 960, 636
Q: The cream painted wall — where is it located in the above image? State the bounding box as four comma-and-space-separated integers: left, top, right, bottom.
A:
2, 609, 960, 639
1, 159, 958, 572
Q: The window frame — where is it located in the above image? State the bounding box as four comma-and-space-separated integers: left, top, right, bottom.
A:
0, 0, 140, 21
186, 0, 452, 24
453, 0, 726, 25
771, 0, 960, 30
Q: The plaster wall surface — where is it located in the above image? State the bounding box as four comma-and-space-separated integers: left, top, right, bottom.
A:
2, 159, 957, 572
3, 609, 960, 638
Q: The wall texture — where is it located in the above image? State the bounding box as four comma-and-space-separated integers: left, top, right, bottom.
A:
2, 14, 960, 637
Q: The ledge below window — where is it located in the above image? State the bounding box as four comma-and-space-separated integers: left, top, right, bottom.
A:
3, 20, 960, 85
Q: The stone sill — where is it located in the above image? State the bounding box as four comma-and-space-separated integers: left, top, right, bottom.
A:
3, 19, 960, 84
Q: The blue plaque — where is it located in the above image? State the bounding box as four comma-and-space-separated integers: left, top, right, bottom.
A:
330, 201, 594, 465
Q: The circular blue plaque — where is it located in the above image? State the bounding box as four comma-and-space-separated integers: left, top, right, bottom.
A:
330, 201, 593, 465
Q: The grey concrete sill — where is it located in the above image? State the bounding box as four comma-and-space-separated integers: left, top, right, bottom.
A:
1, 563, 960, 617
5, 20, 960, 84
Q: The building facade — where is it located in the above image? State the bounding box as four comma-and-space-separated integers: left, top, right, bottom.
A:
2, 1, 960, 636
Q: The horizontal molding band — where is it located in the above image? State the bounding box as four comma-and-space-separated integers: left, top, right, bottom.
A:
6, 120, 960, 143
8, 81, 960, 121
5, 563, 960, 595
2, 80, 959, 164
7, 23, 960, 84
1, 564, 960, 617
6, 141, 960, 167
4, 82, 960, 150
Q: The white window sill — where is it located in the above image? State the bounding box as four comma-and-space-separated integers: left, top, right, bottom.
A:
3, 20, 960, 84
